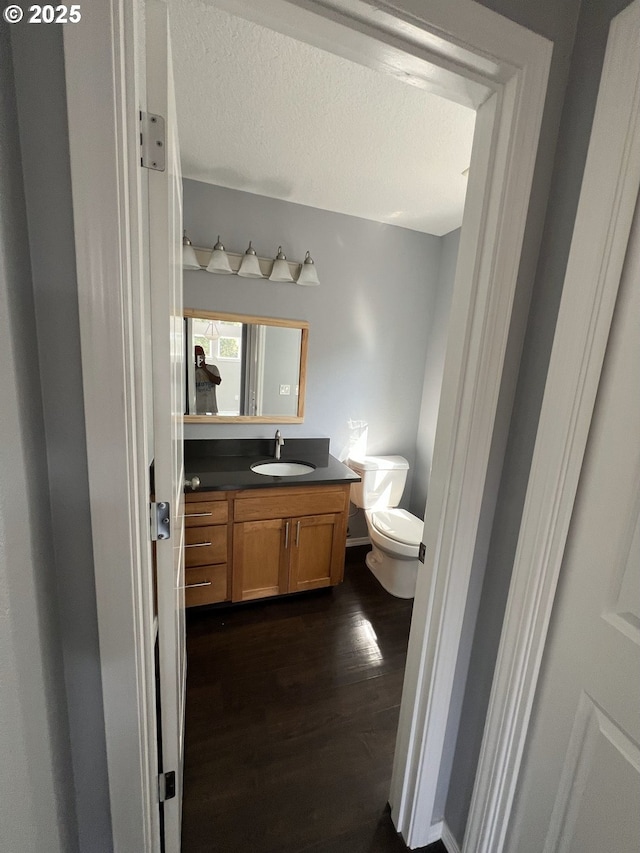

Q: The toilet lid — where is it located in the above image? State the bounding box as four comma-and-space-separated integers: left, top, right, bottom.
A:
370, 509, 423, 546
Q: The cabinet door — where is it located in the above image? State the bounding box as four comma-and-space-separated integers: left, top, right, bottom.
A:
288, 513, 345, 593
232, 518, 289, 602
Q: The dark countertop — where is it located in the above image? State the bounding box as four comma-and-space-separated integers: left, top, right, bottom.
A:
184, 437, 360, 493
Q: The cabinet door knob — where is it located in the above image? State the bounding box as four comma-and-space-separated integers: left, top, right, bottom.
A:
184, 476, 201, 491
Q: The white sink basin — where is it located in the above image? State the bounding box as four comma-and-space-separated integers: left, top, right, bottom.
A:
251, 461, 315, 477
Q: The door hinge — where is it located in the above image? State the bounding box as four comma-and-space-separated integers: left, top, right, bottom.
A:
418, 542, 426, 564
158, 770, 176, 802
140, 110, 166, 171
150, 501, 171, 541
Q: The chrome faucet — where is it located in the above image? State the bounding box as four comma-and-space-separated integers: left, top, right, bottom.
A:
274, 429, 285, 460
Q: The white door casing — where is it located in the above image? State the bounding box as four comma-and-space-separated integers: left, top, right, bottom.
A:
465, 2, 640, 850
64, 1, 161, 850
63, 0, 551, 848
147, 2, 187, 849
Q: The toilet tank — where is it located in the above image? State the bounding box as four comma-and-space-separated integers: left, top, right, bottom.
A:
347, 455, 410, 510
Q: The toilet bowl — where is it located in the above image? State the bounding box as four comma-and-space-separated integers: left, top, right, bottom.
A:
347, 455, 424, 599
364, 507, 423, 598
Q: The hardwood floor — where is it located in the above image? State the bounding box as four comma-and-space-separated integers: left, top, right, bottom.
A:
182, 548, 445, 853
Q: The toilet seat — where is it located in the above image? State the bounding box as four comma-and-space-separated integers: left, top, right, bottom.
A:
370, 508, 423, 546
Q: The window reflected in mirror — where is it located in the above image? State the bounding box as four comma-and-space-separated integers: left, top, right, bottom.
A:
184, 310, 308, 422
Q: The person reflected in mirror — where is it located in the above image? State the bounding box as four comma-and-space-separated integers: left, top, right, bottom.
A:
194, 345, 221, 414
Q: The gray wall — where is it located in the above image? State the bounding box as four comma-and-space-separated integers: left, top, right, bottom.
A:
412, 228, 460, 516
261, 326, 302, 417
444, 0, 634, 843
183, 179, 444, 511
4, 22, 112, 853
0, 25, 75, 853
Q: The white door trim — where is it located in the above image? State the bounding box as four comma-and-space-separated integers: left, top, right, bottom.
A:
464, 3, 640, 851
63, 1, 159, 850
62, 0, 551, 848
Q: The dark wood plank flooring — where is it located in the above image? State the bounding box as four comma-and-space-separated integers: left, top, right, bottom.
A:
182, 548, 445, 853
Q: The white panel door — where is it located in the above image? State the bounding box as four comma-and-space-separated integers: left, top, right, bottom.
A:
507, 196, 640, 851
147, 2, 185, 851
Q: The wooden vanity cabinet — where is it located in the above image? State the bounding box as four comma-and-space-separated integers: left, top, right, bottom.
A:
231, 484, 351, 603
183, 492, 231, 607
183, 483, 351, 607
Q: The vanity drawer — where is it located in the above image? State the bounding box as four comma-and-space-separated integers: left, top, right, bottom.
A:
233, 485, 349, 522
185, 525, 227, 568
184, 501, 228, 527
184, 565, 228, 607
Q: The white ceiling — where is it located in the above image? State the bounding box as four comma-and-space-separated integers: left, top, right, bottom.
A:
169, 0, 476, 236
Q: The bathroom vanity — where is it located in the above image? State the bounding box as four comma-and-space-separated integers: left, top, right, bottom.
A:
183, 438, 359, 608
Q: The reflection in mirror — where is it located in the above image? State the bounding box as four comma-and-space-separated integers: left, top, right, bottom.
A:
184, 309, 308, 422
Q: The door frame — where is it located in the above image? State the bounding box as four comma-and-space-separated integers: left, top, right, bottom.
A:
64, 2, 160, 850
464, 2, 640, 851
62, 0, 551, 849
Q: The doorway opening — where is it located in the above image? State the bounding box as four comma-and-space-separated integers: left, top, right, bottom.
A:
62, 1, 551, 849
172, 1, 473, 848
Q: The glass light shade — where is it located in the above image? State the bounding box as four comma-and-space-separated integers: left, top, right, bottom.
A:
182, 231, 201, 270
296, 251, 320, 286
206, 236, 233, 274
237, 241, 264, 278
269, 246, 294, 282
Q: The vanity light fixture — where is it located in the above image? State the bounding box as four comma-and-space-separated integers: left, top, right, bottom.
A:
182, 230, 201, 270
296, 251, 320, 286
237, 241, 264, 278
191, 237, 319, 285
206, 236, 234, 274
268, 246, 295, 282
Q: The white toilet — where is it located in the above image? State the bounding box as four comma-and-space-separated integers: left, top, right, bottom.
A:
347, 454, 424, 599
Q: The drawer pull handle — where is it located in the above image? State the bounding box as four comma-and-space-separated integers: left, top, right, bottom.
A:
185, 511, 213, 518
184, 580, 212, 589
185, 541, 212, 548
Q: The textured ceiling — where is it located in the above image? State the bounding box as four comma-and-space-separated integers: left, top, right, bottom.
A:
168, 0, 476, 236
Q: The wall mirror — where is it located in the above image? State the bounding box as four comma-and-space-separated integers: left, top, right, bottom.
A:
184, 309, 309, 423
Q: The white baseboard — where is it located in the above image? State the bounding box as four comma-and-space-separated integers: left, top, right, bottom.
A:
409, 819, 459, 851
442, 821, 461, 853
425, 821, 443, 845
346, 536, 370, 547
